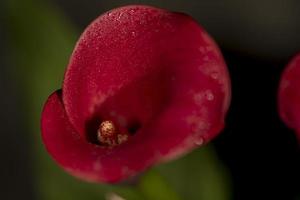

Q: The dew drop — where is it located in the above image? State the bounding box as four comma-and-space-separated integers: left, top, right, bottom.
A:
203, 56, 209, 61
211, 72, 218, 80
205, 90, 214, 101
199, 46, 205, 53
194, 138, 204, 146
117, 12, 123, 20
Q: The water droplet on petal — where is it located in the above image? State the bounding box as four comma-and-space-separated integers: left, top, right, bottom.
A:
211, 72, 218, 80
205, 90, 214, 101
194, 138, 204, 146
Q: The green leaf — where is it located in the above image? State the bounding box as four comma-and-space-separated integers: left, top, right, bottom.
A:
156, 146, 232, 200
138, 169, 182, 200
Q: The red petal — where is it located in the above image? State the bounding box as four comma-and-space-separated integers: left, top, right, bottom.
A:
63, 5, 230, 138
41, 90, 159, 183
278, 53, 300, 139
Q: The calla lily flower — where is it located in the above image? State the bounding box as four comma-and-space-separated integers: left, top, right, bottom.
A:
278, 53, 300, 140
41, 5, 231, 183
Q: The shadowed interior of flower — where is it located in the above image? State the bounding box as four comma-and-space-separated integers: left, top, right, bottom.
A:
85, 66, 172, 146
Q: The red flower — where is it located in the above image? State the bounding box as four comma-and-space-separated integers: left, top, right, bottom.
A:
278, 53, 300, 140
41, 5, 231, 183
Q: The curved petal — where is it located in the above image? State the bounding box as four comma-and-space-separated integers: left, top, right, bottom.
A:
63, 5, 230, 138
278, 53, 300, 137
151, 48, 229, 161
41, 90, 160, 183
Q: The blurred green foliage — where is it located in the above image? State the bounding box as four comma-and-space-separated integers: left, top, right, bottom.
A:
3, 0, 232, 199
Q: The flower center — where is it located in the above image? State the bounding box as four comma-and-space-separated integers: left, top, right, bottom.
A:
97, 120, 128, 146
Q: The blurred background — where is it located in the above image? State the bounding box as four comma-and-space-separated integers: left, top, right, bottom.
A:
1, 0, 300, 199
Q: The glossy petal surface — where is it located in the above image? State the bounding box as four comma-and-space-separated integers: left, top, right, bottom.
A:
41, 5, 231, 183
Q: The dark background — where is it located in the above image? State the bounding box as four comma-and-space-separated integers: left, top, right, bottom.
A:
1, 0, 300, 199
